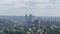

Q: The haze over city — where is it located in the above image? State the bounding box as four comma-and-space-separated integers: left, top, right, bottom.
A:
0, 0, 60, 16
0, 0, 60, 34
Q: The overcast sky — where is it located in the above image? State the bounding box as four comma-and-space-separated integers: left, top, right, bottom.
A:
0, 0, 60, 16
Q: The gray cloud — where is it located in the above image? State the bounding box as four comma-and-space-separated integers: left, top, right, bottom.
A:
0, 0, 60, 16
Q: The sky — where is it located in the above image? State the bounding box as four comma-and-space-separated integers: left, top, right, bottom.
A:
0, 0, 60, 16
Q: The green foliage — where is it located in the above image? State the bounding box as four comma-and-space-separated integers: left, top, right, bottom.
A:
47, 29, 60, 34
3, 29, 8, 33
1, 19, 60, 34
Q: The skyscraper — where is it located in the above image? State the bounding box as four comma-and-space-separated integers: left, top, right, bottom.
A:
28, 14, 33, 26
34, 19, 39, 27
25, 14, 28, 26
25, 14, 28, 20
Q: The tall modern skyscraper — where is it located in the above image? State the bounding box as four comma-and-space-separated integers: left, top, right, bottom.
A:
25, 14, 28, 20
28, 14, 33, 26
29, 14, 32, 21
25, 14, 28, 26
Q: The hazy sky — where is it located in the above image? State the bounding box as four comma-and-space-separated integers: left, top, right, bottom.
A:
0, 0, 60, 16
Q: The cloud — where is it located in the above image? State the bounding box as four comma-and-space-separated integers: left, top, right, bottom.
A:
0, 0, 60, 16
0, 0, 60, 9
49, 0, 59, 3
34, 0, 48, 2
0, 0, 49, 9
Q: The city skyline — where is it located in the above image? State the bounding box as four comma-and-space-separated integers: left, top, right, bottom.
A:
0, 0, 60, 16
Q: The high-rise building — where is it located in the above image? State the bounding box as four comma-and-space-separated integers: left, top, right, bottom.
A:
25, 14, 28, 26
25, 14, 28, 20
25, 14, 36, 26
29, 14, 32, 21
28, 14, 33, 26
34, 19, 39, 27
38, 18, 41, 28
